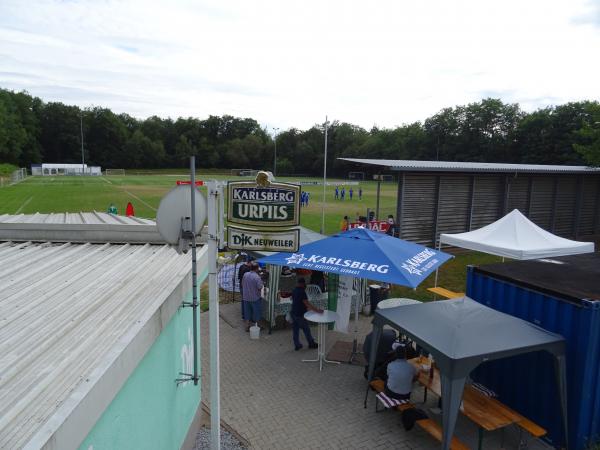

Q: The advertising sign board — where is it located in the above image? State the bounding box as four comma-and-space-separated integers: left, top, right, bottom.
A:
227, 225, 300, 252
227, 181, 300, 227
348, 221, 390, 233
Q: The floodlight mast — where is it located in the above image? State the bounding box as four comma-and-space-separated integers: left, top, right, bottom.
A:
190, 157, 199, 386
206, 177, 221, 450
320, 116, 328, 234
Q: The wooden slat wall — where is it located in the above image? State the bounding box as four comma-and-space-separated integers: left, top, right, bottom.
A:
507, 176, 529, 213
436, 175, 472, 245
397, 172, 599, 247
529, 177, 555, 230
399, 174, 437, 245
580, 177, 600, 236
554, 177, 577, 236
471, 175, 504, 230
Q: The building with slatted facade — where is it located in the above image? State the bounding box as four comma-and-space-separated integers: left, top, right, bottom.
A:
339, 159, 600, 247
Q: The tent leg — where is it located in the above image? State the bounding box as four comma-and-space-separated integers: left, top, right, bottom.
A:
365, 322, 382, 407
440, 374, 467, 450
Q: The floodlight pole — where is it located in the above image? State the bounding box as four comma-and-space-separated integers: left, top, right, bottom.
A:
190, 156, 200, 385
207, 178, 221, 450
321, 116, 329, 234
80, 112, 85, 175
273, 127, 279, 176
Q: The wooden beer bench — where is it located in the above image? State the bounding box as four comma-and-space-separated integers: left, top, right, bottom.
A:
427, 286, 465, 299
368, 380, 469, 450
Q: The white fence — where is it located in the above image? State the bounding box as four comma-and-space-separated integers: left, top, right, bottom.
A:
11, 168, 27, 183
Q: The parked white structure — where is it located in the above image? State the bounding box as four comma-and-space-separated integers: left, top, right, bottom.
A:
31, 163, 102, 176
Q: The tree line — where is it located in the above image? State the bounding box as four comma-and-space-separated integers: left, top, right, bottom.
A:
1, 88, 599, 175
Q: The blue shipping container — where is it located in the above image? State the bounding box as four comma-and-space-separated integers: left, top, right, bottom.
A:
467, 259, 600, 450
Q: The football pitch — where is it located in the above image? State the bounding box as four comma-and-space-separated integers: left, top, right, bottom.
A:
0, 173, 398, 235
0, 172, 500, 300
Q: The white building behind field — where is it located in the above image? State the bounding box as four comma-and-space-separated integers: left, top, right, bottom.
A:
31, 163, 102, 176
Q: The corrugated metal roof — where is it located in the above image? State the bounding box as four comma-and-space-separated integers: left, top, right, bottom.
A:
0, 212, 163, 244
338, 158, 600, 174
0, 211, 155, 225
0, 241, 197, 449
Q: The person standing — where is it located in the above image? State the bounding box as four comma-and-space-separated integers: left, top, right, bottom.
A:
358, 187, 363, 200
242, 262, 264, 331
340, 215, 349, 231
291, 278, 321, 350
349, 187, 353, 200
386, 215, 398, 238
335, 186, 339, 200
238, 256, 253, 320
305, 192, 310, 206
341, 187, 346, 201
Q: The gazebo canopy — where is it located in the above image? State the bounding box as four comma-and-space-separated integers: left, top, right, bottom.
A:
439, 209, 594, 260
368, 297, 568, 450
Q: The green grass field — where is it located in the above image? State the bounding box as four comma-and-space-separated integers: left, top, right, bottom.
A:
0, 174, 398, 235
0, 173, 501, 299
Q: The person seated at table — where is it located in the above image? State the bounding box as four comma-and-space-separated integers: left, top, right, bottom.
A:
385, 342, 418, 400
291, 278, 322, 351
363, 329, 397, 379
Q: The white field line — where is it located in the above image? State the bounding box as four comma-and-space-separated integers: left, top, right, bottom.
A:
15, 196, 33, 214
100, 176, 156, 211
123, 190, 157, 212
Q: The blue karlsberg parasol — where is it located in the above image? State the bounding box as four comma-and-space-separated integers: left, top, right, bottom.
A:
258, 227, 452, 288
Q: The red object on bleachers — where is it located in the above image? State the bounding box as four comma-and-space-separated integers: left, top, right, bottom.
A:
126, 202, 134, 217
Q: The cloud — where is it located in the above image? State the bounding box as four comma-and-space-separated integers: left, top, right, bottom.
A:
0, 0, 599, 130
571, 0, 600, 28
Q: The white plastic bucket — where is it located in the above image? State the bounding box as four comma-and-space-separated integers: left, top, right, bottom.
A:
249, 323, 260, 340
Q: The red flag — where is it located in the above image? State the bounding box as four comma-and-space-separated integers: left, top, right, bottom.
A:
126, 202, 134, 217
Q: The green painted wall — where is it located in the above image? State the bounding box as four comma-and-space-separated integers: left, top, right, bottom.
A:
79, 272, 207, 450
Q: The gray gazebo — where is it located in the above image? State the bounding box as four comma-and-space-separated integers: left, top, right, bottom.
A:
367, 297, 568, 450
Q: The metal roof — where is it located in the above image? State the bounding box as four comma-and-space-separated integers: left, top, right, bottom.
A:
0, 212, 163, 244
0, 211, 155, 225
338, 158, 600, 174
0, 241, 201, 449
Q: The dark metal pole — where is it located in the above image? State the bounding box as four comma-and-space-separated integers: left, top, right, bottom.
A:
190, 156, 199, 385
375, 175, 381, 220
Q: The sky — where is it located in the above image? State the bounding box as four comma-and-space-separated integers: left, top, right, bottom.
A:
1, 0, 599, 131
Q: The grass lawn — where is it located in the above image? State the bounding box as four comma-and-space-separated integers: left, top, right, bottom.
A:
0, 173, 398, 235
0, 171, 498, 301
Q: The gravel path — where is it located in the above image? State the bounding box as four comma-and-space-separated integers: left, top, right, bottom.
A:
194, 426, 247, 450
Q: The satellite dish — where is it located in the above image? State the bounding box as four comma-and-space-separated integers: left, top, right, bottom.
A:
156, 185, 207, 248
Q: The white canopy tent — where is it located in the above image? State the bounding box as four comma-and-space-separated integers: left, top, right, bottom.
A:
439, 209, 595, 260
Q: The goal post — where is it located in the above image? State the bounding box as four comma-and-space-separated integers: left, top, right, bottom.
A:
348, 171, 365, 180
105, 169, 126, 176
230, 169, 257, 177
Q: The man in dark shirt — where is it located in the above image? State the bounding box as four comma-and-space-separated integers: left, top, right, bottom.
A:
291, 278, 322, 351
238, 256, 253, 320
385, 215, 397, 238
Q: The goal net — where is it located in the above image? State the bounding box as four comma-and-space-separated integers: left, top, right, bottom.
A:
105, 169, 126, 176
231, 169, 257, 177
348, 171, 365, 180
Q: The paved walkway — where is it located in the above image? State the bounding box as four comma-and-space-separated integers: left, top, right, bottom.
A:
200, 302, 550, 450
